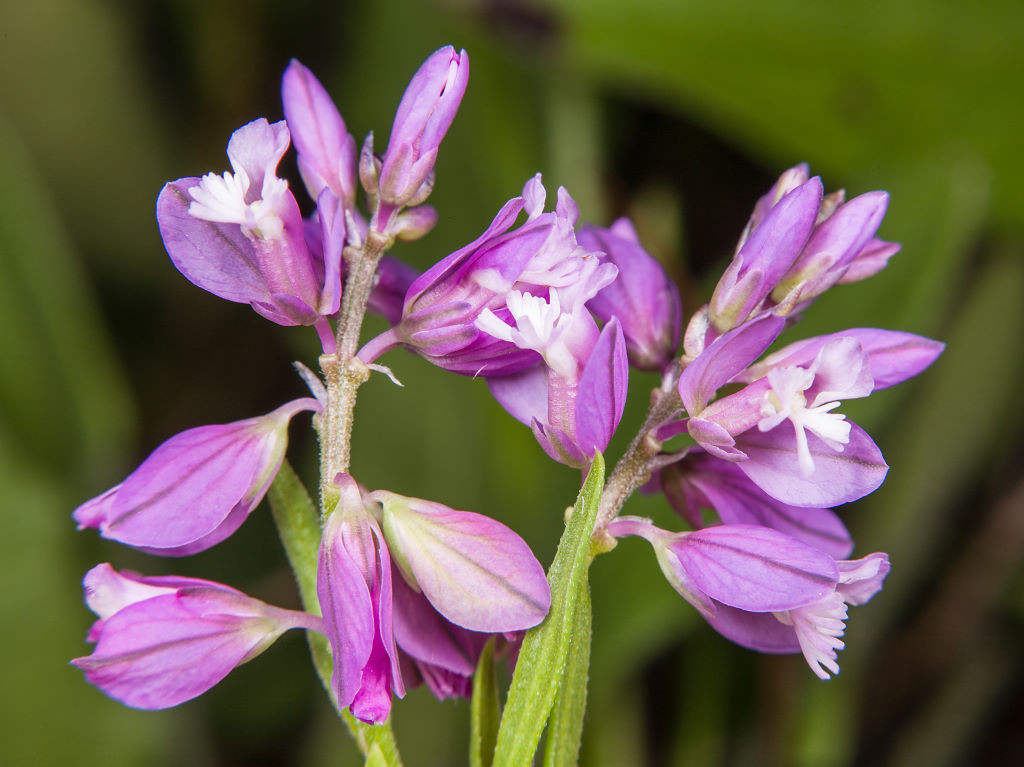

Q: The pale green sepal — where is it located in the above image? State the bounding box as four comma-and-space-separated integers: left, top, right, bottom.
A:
365, 743, 388, 767
491, 452, 605, 767
377, 495, 421, 591
267, 461, 404, 767
470, 638, 501, 767
542, 584, 592, 767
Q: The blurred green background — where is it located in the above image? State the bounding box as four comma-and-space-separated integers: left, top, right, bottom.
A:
1, 0, 1022, 765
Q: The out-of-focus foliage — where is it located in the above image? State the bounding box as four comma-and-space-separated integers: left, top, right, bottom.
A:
1, 0, 1021, 765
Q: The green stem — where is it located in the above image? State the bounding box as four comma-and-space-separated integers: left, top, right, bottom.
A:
316, 228, 391, 512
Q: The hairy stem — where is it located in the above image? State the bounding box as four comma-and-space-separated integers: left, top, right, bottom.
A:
595, 364, 684, 531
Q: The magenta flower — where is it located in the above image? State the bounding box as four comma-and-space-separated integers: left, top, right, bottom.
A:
686, 166, 898, 356
378, 46, 469, 207
609, 519, 889, 678
391, 567, 512, 701
73, 398, 319, 556
577, 218, 683, 371
72, 564, 321, 709
157, 119, 342, 327
362, 175, 613, 377
701, 174, 823, 343
317, 476, 549, 723
485, 314, 628, 468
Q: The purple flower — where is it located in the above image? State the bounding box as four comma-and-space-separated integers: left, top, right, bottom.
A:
685, 166, 898, 356
486, 315, 628, 468
577, 218, 683, 371
157, 119, 341, 326
677, 314, 945, 506
317, 475, 550, 723
609, 520, 889, 678
73, 398, 319, 556
72, 564, 321, 709
362, 175, 613, 377
378, 46, 469, 207
391, 569, 516, 701
677, 315, 890, 506
701, 175, 823, 343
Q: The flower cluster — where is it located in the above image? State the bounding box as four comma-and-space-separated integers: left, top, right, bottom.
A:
603, 167, 942, 676
73, 39, 943, 743
72, 47, 550, 723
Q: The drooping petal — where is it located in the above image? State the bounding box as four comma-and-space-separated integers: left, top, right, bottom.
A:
74, 399, 318, 555
735, 422, 888, 507
372, 491, 551, 633
669, 525, 838, 612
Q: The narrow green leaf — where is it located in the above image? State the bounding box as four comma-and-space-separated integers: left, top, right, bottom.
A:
267, 461, 404, 767
470, 638, 501, 767
268, 460, 323, 612
543, 584, 593, 767
492, 453, 606, 767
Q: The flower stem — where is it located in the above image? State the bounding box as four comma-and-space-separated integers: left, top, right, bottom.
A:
318, 227, 393, 513
594, 364, 684, 531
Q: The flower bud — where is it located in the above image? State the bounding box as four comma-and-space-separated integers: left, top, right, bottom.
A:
378, 46, 469, 206
281, 59, 358, 205
73, 398, 319, 555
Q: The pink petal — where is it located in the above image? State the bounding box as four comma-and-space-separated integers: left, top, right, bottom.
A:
672, 525, 838, 612
736, 422, 888, 507
373, 493, 551, 633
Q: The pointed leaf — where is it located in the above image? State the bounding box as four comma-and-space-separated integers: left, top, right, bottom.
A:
470, 638, 500, 767
492, 453, 605, 767
542, 584, 592, 767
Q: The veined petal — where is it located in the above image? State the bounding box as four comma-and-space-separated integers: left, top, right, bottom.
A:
73, 564, 317, 710
736, 422, 888, 507
740, 328, 944, 391
678, 312, 786, 415
74, 399, 317, 554
372, 491, 550, 633
575, 318, 628, 456
282, 59, 357, 202
670, 525, 838, 612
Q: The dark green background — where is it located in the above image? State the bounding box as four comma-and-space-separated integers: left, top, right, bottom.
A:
2, 1, 1021, 765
